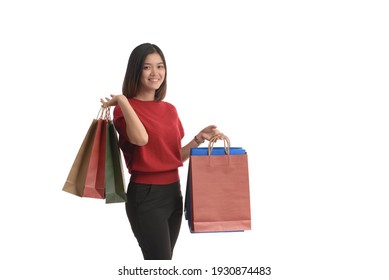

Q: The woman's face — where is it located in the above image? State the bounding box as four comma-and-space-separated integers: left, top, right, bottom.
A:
140, 52, 165, 92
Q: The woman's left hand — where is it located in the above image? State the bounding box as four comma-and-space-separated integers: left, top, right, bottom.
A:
197, 125, 222, 142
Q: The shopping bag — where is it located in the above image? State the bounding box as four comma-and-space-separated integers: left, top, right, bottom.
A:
185, 135, 251, 233
184, 147, 248, 225
105, 108, 127, 203
62, 108, 107, 199
83, 109, 107, 199
62, 119, 98, 197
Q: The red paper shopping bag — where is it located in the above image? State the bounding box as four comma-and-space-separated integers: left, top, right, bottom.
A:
83, 113, 107, 199
188, 135, 251, 233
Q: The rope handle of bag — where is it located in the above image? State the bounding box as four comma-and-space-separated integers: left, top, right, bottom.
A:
96, 106, 112, 121
208, 134, 231, 155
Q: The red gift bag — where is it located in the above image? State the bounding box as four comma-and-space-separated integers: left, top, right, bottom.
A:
82, 110, 107, 198
188, 135, 251, 233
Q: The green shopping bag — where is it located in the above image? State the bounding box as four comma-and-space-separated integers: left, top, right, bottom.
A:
105, 109, 127, 203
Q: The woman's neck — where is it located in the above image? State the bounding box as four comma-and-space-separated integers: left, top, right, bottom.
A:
134, 90, 155, 101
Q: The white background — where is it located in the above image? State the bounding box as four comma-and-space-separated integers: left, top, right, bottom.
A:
1, 0, 388, 279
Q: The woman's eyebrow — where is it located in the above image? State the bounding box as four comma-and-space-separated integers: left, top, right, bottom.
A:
144, 62, 164, 65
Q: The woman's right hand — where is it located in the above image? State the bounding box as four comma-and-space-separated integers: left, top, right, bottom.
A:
100, 94, 125, 108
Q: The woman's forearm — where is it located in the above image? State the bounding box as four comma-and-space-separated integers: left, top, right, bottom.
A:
117, 96, 148, 146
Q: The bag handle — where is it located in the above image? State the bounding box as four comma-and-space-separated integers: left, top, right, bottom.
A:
105, 106, 112, 121
96, 107, 106, 119
208, 134, 231, 155
96, 106, 111, 121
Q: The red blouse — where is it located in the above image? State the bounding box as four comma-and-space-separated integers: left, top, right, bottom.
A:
113, 98, 184, 184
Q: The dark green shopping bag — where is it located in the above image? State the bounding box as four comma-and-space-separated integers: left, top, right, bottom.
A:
105, 117, 127, 203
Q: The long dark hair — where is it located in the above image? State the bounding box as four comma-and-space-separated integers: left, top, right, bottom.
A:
122, 43, 167, 101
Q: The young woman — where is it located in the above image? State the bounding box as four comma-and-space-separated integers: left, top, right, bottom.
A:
100, 43, 220, 260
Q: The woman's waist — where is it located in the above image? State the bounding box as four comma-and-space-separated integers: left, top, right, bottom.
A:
130, 169, 179, 184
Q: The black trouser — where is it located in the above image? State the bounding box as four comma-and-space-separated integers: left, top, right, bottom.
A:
125, 181, 183, 260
